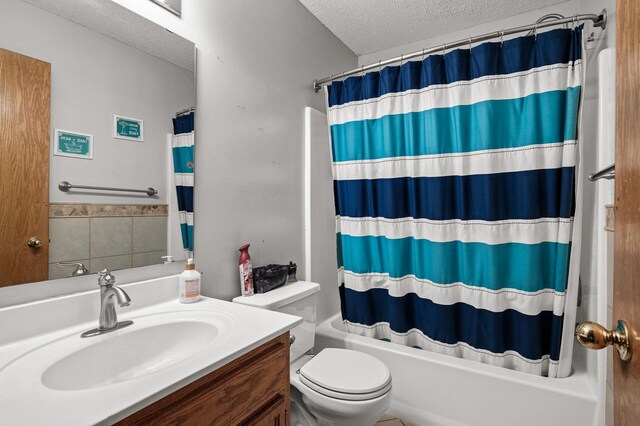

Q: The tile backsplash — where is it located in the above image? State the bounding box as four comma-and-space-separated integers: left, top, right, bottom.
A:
49, 204, 168, 279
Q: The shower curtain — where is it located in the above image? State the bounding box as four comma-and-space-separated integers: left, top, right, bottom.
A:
326, 27, 584, 377
172, 111, 194, 256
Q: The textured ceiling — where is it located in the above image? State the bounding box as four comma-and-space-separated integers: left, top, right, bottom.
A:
22, 0, 194, 71
299, 0, 570, 55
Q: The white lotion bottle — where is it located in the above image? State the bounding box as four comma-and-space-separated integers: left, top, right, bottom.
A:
179, 258, 201, 303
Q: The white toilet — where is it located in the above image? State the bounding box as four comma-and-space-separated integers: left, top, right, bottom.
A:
232, 281, 392, 426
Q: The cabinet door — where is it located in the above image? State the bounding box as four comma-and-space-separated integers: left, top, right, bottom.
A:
228, 340, 288, 425
118, 377, 229, 426
119, 333, 290, 426
243, 396, 286, 426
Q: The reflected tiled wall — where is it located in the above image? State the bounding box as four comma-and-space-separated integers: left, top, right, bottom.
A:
48, 204, 168, 279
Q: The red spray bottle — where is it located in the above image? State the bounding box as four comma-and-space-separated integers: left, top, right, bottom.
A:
238, 244, 254, 296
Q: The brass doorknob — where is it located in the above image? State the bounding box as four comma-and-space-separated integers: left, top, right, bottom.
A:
27, 237, 42, 249
575, 320, 632, 361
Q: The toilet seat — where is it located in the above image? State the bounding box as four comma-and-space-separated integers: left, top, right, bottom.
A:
299, 348, 392, 401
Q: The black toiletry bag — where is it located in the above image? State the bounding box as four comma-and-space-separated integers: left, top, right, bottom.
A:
253, 262, 296, 293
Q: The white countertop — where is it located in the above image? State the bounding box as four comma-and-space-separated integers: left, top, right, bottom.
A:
0, 275, 302, 425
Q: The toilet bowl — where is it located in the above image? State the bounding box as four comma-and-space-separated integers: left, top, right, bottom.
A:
290, 350, 392, 426
232, 281, 392, 426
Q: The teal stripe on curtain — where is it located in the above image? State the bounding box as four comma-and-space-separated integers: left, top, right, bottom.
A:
339, 234, 571, 293
330, 88, 581, 162
172, 146, 194, 173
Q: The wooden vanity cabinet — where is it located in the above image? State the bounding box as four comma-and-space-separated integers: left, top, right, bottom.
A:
119, 332, 290, 426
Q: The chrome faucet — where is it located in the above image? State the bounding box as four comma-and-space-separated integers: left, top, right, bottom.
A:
56, 261, 89, 277
81, 269, 133, 337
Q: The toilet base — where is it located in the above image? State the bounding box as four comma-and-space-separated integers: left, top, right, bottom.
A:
290, 384, 321, 426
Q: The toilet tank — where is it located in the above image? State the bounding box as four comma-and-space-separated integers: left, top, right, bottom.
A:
232, 281, 321, 362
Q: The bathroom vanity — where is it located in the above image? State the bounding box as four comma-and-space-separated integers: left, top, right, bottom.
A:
0, 275, 301, 424
120, 332, 290, 425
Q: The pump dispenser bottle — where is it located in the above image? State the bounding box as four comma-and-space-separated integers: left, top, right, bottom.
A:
179, 258, 201, 303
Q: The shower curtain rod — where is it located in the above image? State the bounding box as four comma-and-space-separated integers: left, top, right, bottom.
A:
313, 9, 607, 92
175, 107, 194, 117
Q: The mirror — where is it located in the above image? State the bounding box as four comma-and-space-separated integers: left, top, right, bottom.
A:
0, 0, 195, 286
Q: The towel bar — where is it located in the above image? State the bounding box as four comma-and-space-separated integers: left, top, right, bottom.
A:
58, 181, 158, 197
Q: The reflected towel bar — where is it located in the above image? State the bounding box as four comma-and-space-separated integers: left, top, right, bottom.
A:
588, 164, 615, 182
58, 181, 158, 197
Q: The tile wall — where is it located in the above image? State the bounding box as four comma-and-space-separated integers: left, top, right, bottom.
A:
48, 204, 168, 279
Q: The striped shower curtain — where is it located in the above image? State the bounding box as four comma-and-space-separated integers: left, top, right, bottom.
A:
326, 27, 583, 377
172, 112, 194, 256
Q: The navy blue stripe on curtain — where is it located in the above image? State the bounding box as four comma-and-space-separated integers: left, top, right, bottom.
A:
340, 284, 563, 362
328, 26, 583, 107
335, 167, 576, 221
173, 113, 194, 134
175, 186, 193, 213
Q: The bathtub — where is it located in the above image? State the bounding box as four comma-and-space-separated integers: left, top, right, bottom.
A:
314, 314, 597, 426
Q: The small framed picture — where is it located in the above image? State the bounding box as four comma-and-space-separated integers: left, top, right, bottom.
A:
54, 129, 93, 159
113, 114, 144, 142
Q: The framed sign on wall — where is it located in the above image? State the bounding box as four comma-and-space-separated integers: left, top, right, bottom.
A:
54, 129, 93, 159
113, 114, 144, 142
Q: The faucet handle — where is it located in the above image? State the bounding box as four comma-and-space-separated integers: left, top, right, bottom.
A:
98, 268, 116, 286
57, 261, 89, 277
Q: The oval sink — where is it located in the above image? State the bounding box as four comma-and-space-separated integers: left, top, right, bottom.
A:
42, 320, 218, 391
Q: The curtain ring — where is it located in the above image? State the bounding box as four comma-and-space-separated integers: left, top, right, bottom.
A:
572, 14, 579, 30
533, 23, 538, 40
468, 37, 472, 54
442, 43, 446, 59
400, 54, 404, 67
421, 48, 426, 61
361, 65, 365, 76
500, 30, 504, 47
378, 60, 382, 73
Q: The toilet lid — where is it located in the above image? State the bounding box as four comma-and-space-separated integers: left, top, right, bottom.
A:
299, 348, 391, 401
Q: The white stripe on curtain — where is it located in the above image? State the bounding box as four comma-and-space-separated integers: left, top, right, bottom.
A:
337, 216, 574, 245
172, 131, 194, 147
341, 270, 565, 316
174, 173, 194, 186
344, 320, 556, 375
328, 62, 582, 126
333, 141, 577, 180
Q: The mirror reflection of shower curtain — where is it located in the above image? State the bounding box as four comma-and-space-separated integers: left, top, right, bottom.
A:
325, 27, 584, 377
172, 111, 194, 258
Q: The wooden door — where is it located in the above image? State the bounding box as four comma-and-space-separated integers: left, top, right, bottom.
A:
615, 0, 640, 423
0, 48, 50, 286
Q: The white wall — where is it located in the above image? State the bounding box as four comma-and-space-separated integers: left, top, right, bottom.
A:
1, 0, 194, 205
109, 0, 357, 300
